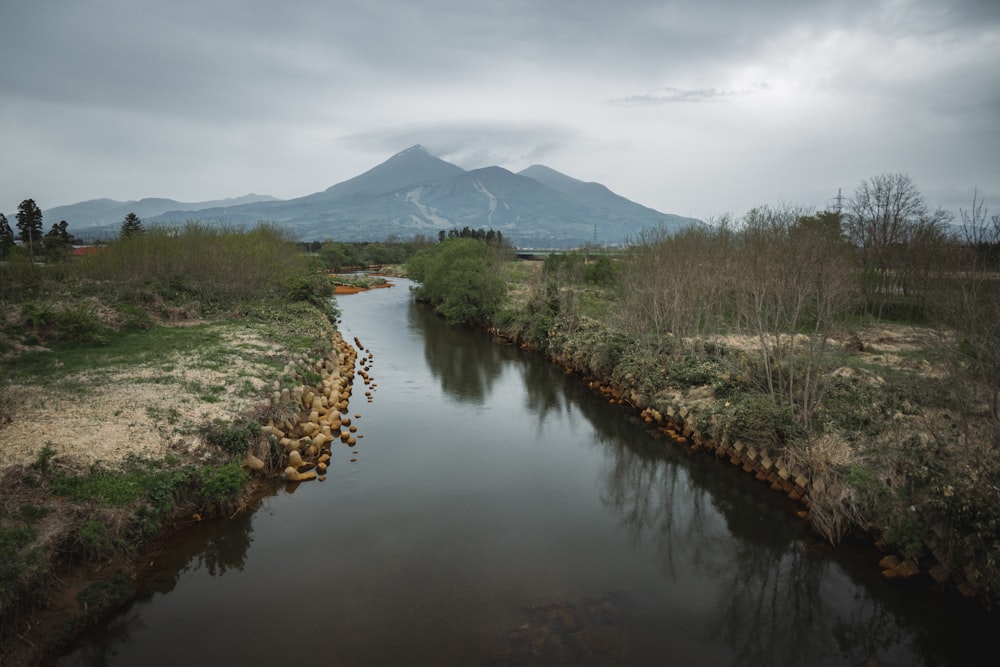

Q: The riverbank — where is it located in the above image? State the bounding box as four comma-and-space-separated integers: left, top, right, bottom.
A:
521, 322, 985, 594
0, 296, 362, 665
493, 264, 999, 605
406, 244, 999, 607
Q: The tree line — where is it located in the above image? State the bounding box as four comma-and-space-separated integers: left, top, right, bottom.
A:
0, 199, 147, 262
616, 173, 999, 437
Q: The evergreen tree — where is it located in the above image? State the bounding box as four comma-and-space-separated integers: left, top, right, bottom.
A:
15, 198, 43, 261
120, 212, 145, 240
0, 213, 14, 259
42, 220, 75, 260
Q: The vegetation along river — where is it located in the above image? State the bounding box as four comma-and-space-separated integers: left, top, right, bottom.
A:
58, 279, 995, 666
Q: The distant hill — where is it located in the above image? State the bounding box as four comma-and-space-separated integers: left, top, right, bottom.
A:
45, 194, 280, 239
63, 146, 701, 247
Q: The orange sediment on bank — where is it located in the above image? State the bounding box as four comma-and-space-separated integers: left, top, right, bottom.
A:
331, 279, 394, 294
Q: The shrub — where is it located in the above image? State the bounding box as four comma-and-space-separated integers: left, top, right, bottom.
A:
199, 419, 261, 456
78, 519, 115, 558
407, 238, 508, 324
667, 354, 718, 388
76, 574, 132, 614
0, 525, 37, 592
725, 392, 804, 452
19, 301, 109, 345
32, 441, 58, 472
197, 463, 248, 502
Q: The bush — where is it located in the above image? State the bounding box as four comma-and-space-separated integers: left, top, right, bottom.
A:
407, 238, 508, 324
77, 222, 317, 309
18, 301, 109, 345
199, 419, 261, 456
667, 354, 718, 388
197, 463, 248, 502
78, 519, 115, 558
725, 392, 804, 451
0, 526, 37, 592
76, 574, 132, 614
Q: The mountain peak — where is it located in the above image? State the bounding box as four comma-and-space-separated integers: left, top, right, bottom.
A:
393, 144, 429, 158
317, 145, 465, 200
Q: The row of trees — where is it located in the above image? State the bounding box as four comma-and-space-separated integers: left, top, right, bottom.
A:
437, 226, 508, 246
316, 238, 430, 272
615, 173, 999, 443
0, 199, 85, 261
1, 199, 146, 261
315, 227, 508, 272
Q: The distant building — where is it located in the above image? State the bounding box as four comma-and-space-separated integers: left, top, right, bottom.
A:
71, 245, 102, 257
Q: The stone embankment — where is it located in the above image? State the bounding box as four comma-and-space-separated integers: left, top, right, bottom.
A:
244, 330, 376, 483
562, 367, 985, 601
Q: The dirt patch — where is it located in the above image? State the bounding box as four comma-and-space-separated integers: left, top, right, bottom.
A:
0, 324, 285, 473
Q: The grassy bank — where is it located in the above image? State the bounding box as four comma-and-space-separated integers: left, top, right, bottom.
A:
0, 223, 340, 665
407, 218, 1000, 605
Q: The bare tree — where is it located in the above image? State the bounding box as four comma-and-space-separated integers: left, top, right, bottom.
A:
844, 173, 940, 320
735, 205, 854, 427
619, 220, 734, 349
943, 190, 1000, 443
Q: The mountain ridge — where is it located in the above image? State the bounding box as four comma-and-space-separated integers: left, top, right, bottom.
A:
52, 146, 701, 247
42, 193, 279, 228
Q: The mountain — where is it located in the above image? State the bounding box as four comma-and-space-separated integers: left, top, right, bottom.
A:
65, 146, 700, 247
44, 193, 279, 236
308, 144, 466, 201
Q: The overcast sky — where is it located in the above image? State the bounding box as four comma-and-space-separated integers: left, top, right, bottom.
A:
2, 0, 998, 223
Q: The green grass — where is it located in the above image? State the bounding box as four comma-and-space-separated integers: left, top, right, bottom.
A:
0, 325, 225, 384
50, 467, 160, 506
0, 526, 39, 593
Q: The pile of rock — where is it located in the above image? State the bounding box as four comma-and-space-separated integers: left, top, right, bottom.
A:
248, 331, 361, 482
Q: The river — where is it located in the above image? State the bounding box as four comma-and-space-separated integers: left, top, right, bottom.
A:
58, 279, 996, 666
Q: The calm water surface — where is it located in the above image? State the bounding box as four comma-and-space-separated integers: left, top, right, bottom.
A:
59, 279, 997, 666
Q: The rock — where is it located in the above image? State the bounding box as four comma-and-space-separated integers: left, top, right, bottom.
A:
244, 452, 265, 472
878, 555, 900, 570
895, 560, 920, 578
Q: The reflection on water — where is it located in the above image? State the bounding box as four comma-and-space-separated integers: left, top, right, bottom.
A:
413, 303, 509, 404
59, 280, 998, 667
62, 501, 266, 665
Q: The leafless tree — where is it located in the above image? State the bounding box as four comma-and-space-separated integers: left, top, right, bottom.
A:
619, 221, 735, 349
735, 205, 854, 426
844, 173, 946, 320
941, 190, 1000, 443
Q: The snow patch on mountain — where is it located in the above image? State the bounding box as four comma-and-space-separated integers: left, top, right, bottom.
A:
405, 187, 452, 227
472, 178, 498, 224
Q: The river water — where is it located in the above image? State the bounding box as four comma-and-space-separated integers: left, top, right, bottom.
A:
58, 279, 996, 666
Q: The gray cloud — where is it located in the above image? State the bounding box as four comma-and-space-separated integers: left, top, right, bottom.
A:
611, 87, 746, 105
1, 0, 997, 219
340, 122, 581, 169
